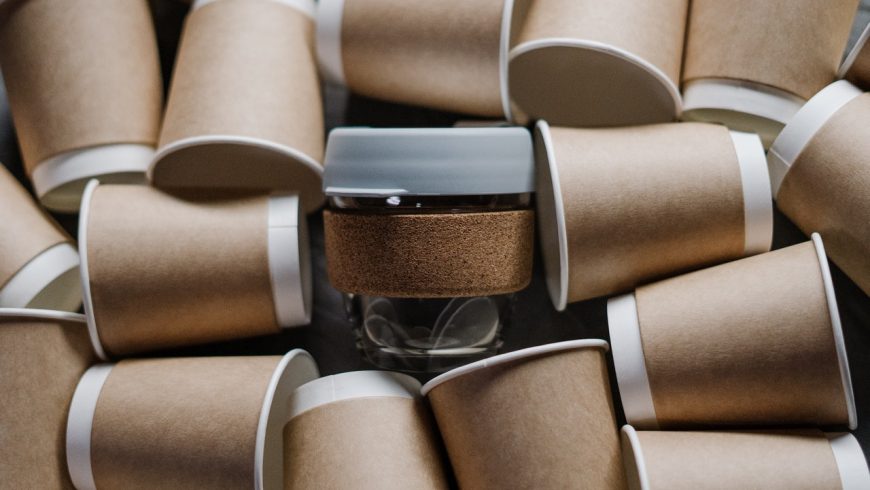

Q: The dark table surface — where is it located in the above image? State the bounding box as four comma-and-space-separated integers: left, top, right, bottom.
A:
2, 0, 869, 462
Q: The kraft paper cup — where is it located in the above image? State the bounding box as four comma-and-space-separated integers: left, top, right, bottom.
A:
535, 120, 772, 310
66, 350, 318, 490
768, 81, 870, 295
0, 309, 95, 489
609, 235, 856, 430
681, 0, 858, 147
317, 0, 514, 118
621, 426, 870, 490
0, 166, 81, 311
840, 23, 870, 90
508, 0, 687, 127
285, 371, 450, 489
151, 0, 325, 214
422, 340, 627, 489
79, 181, 312, 359
0, 0, 162, 212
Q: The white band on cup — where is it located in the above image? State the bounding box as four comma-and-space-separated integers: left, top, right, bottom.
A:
607, 293, 658, 429
315, 0, 346, 85
827, 433, 870, 490
620, 426, 651, 490
682, 78, 805, 126
78, 180, 108, 361
0, 242, 81, 311
838, 23, 870, 79
288, 370, 421, 420
66, 363, 114, 490
192, 0, 315, 17
729, 131, 772, 255
268, 194, 311, 328
767, 80, 862, 197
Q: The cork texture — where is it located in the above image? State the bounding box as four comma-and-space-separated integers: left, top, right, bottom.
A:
548, 123, 745, 303
86, 186, 279, 357
341, 0, 504, 117
427, 346, 626, 489
90, 357, 279, 489
0, 315, 95, 490
777, 93, 870, 295
284, 397, 449, 489
635, 241, 850, 428
0, 0, 161, 173
324, 209, 534, 297
0, 165, 69, 288
633, 430, 842, 490
683, 0, 858, 99
844, 39, 870, 89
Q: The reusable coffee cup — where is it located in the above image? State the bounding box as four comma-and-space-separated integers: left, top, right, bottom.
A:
0, 0, 162, 212
285, 371, 450, 489
621, 426, 870, 490
609, 235, 856, 430
768, 81, 870, 295
508, 0, 687, 127
317, 0, 515, 118
422, 340, 627, 489
0, 165, 80, 311
681, 0, 859, 147
66, 350, 318, 490
840, 23, 870, 90
535, 121, 772, 309
79, 181, 312, 359
151, 0, 324, 213
0, 309, 95, 490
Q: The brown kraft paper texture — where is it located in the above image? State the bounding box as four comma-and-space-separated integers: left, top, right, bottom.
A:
284, 397, 449, 489
427, 346, 626, 489
777, 93, 870, 296
635, 241, 850, 428
0, 0, 161, 173
683, 0, 858, 99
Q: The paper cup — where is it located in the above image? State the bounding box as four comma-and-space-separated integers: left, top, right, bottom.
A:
609, 235, 856, 430
79, 181, 312, 359
769, 81, 870, 295
0, 308, 95, 489
66, 350, 318, 490
317, 0, 513, 118
0, 166, 81, 311
535, 121, 772, 310
840, 23, 870, 90
421, 340, 626, 489
285, 371, 450, 489
681, 0, 858, 147
508, 0, 686, 126
621, 426, 870, 490
150, 0, 324, 214
0, 0, 162, 212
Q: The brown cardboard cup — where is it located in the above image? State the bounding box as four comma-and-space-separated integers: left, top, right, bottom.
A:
535, 120, 772, 310
421, 340, 627, 489
79, 181, 312, 359
609, 235, 856, 430
508, 0, 687, 126
66, 350, 318, 490
621, 426, 870, 490
840, 23, 870, 90
0, 309, 95, 489
768, 81, 870, 295
0, 166, 81, 311
150, 0, 324, 214
0, 0, 162, 212
285, 371, 450, 489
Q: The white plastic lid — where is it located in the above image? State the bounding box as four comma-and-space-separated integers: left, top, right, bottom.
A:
323, 127, 534, 197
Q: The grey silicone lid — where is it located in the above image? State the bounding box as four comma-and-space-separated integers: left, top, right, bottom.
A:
323, 127, 534, 197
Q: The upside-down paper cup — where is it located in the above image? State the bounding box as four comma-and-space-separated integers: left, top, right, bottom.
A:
0, 309, 95, 489
422, 340, 626, 489
0, 166, 80, 311
609, 235, 856, 430
0, 0, 162, 212
621, 426, 870, 490
285, 371, 450, 489
840, 23, 870, 90
535, 121, 772, 309
508, 0, 687, 126
768, 81, 870, 295
151, 0, 324, 213
79, 182, 312, 359
681, 0, 858, 146
66, 351, 318, 490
